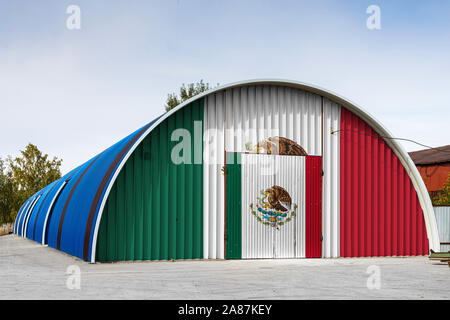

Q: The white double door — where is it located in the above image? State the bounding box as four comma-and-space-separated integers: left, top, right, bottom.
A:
240, 154, 306, 259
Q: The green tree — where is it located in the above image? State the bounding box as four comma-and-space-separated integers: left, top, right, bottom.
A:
0, 159, 16, 224
6, 144, 62, 222
431, 172, 450, 205
164, 80, 218, 111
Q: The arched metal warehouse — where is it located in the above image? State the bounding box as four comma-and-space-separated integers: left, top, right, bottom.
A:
14, 79, 440, 263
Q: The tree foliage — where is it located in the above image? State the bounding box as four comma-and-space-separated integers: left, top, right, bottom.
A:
0, 159, 16, 224
0, 144, 62, 225
431, 172, 450, 205
165, 80, 218, 111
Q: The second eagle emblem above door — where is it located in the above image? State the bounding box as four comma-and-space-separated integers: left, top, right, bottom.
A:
247, 136, 308, 156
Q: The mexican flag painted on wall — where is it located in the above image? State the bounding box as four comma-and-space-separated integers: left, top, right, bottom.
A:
225, 153, 322, 259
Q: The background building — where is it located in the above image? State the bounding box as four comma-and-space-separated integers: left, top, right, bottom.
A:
409, 145, 450, 198
14, 80, 440, 262
433, 206, 450, 252
409, 146, 450, 252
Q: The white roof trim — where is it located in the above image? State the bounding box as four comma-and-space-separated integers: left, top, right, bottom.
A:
89, 79, 439, 262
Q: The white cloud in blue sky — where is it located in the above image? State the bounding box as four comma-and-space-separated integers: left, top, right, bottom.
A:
0, 0, 449, 173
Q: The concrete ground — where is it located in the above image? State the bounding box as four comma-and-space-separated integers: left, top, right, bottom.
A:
1, 234, 449, 300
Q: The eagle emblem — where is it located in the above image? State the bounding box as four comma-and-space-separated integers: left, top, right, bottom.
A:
247, 136, 308, 156
249, 185, 298, 230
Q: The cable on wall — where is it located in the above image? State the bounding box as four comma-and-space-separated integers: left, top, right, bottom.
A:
330, 129, 450, 155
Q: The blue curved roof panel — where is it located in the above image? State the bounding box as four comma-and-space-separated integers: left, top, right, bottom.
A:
14, 200, 29, 235
82, 118, 160, 261
30, 179, 63, 243
46, 155, 97, 250
17, 191, 40, 237
25, 182, 56, 239
17, 196, 32, 236
33, 168, 79, 244
13, 117, 161, 261
58, 136, 132, 258
15, 198, 28, 235
23, 190, 45, 237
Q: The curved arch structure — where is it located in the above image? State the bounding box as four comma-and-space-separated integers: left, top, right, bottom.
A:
14, 79, 439, 262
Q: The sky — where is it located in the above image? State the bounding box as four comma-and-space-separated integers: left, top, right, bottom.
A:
0, 0, 449, 174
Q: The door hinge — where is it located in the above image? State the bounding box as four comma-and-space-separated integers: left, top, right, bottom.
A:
321, 170, 324, 177
320, 234, 323, 242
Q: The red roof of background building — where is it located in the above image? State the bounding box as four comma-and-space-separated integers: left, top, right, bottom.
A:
409, 145, 450, 165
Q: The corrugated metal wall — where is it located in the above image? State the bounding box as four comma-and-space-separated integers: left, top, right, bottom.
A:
204, 85, 323, 259
274, 155, 306, 258
322, 99, 340, 258
29, 180, 59, 242
434, 206, 450, 252
305, 156, 322, 258
223, 85, 322, 155
14, 200, 29, 234
14, 199, 31, 235
14, 81, 437, 262
40, 175, 72, 245
203, 93, 225, 259
19, 192, 42, 237
340, 108, 429, 257
241, 154, 276, 258
46, 156, 96, 252
96, 100, 204, 261
225, 153, 242, 259
240, 154, 306, 258
26, 183, 55, 240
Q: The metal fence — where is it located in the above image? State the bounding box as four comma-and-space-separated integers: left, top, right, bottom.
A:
434, 206, 450, 252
